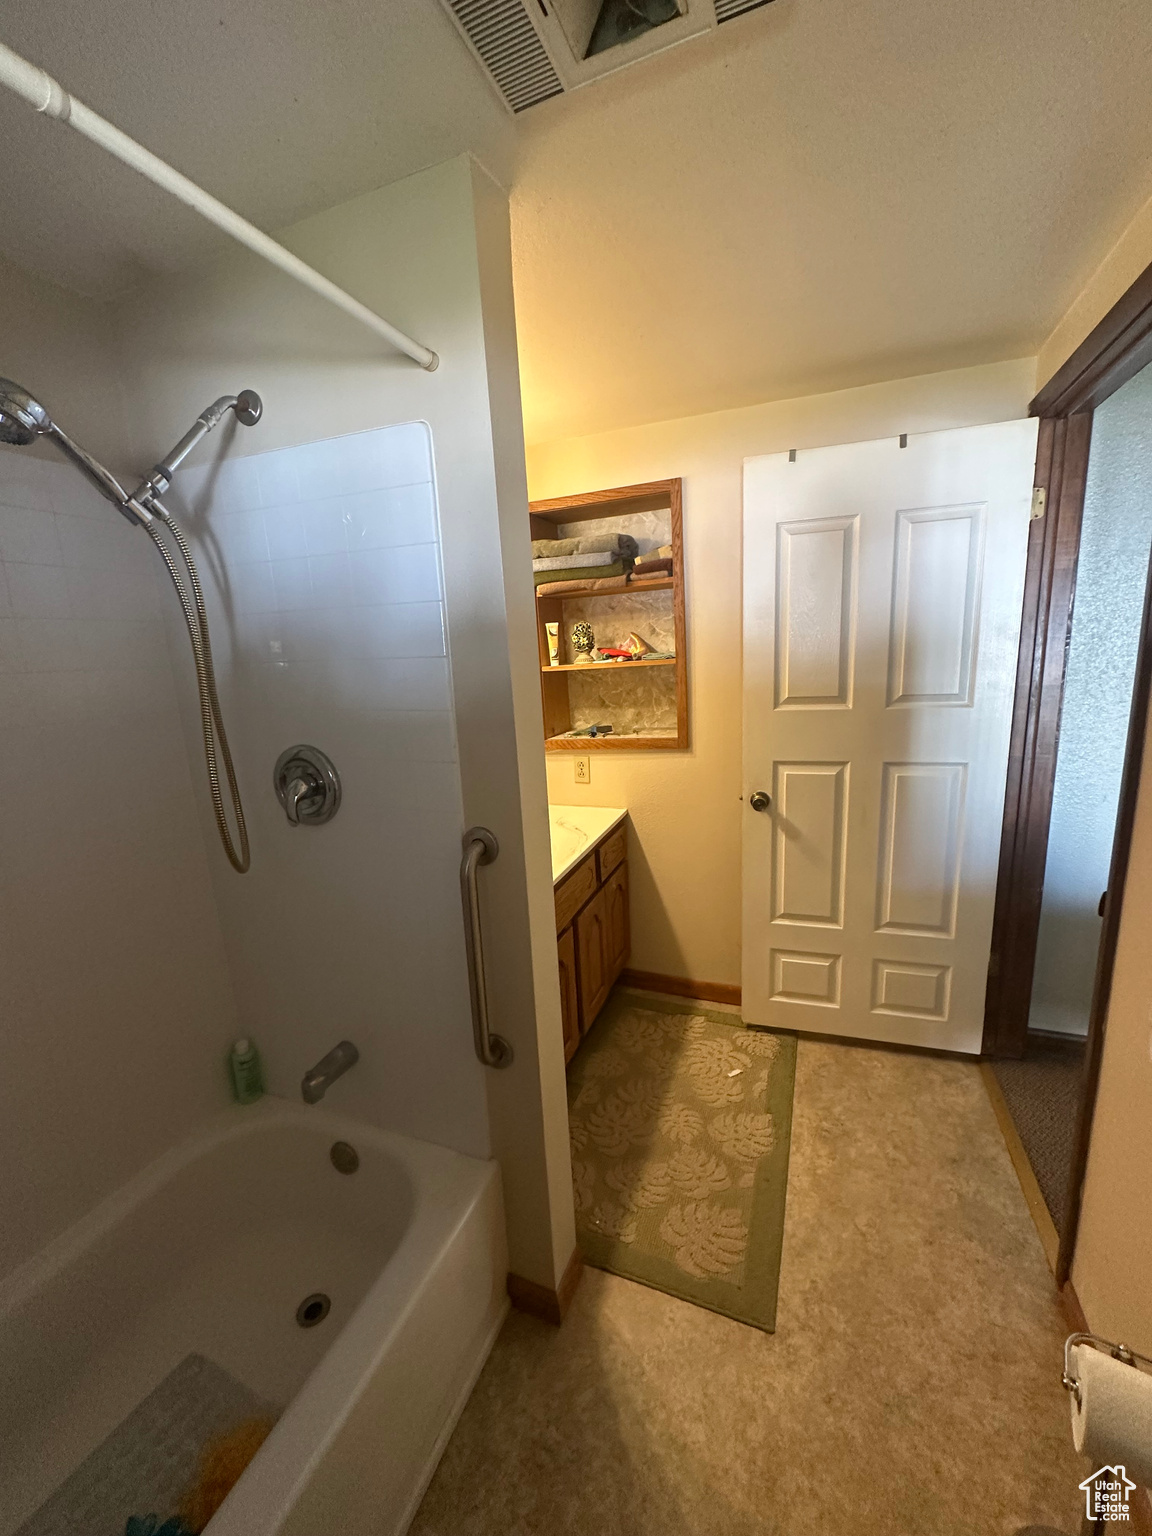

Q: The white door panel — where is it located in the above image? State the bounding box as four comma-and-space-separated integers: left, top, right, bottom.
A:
741, 422, 1037, 1052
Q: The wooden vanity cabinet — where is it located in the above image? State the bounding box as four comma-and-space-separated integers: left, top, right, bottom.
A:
557, 926, 581, 1062
555, 826, 630, 1064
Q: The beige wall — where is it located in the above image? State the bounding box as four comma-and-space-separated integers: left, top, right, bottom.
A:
1036, 186, 1152, 392
527, 358, 1036, 988
0, 251, 130, 464
1073, 699, 1152, 1352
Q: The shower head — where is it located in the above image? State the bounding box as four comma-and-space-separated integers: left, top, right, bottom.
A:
0, 378, 148, 520
0, 378, 51, 446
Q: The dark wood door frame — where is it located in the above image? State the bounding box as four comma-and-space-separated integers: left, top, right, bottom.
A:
982, 413, 1093, 1057
981, 253, 1152, 1284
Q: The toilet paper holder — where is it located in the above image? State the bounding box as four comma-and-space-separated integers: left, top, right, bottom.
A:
1063, 1332, 1152, 1408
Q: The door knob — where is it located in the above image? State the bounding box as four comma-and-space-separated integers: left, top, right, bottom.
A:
749, 791, 772, 812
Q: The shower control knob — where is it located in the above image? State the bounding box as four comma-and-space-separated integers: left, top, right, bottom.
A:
749, 791, 772, 812
274, 745, 341, 826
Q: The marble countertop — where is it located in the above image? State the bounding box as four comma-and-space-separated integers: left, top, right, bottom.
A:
549, 805, 628, 885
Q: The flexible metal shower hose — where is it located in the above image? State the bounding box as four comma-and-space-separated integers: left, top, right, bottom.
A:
145, 504, 250, 873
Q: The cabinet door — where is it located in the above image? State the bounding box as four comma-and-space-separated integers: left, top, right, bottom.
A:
557, 925, 581, 1064
576, 885, 611, 1033
604, 861, 630, 983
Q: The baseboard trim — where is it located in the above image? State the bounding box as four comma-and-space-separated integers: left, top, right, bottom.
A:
619, 969, 741, 1007
1059, 1277, 1088, 1333
979, 1061, 1059, 1273
507, 1246, 584, 1326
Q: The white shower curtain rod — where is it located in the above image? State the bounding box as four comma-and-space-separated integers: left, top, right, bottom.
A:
0, 41, 439, 371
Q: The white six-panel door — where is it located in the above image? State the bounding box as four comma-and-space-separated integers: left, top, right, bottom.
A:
741, 422, 1037, 1052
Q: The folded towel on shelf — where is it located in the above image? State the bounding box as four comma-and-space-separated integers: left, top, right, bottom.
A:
534, 574, 633, 597
533, 550, 618, 573
656, 544, 673, 559
531, 533, 640, 559
534, 561, 626, 587
632, 557, 674, 577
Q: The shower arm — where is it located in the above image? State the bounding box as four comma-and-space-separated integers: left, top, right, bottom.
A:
133, 391, 263, 504
0, 41, 439, 371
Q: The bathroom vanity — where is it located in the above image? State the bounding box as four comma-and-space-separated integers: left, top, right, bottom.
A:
549, 806, 631, 1062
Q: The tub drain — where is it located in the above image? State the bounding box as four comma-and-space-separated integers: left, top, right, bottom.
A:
296, 1292, 331, 1328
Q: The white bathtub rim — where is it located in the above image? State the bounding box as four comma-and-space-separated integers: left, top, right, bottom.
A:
0, 1096, 488, 1315
208, 1153, 502, 1532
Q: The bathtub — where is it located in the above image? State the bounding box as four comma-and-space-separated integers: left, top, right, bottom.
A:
0, 1100, 507, 1536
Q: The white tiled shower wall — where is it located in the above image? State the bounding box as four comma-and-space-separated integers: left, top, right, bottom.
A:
168, 422, 490, 1158
0, 450, 239, 1273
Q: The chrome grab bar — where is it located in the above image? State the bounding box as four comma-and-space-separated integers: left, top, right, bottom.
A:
460, 827, 513, 1069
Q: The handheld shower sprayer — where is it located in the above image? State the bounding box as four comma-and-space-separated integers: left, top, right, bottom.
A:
0, 380, 261, 872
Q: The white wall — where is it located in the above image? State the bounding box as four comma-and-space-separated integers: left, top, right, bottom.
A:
526, 358, 1037, 989
165, 424, 490, 1154
0, 260, 240, 1274
112, 157, 575, 1287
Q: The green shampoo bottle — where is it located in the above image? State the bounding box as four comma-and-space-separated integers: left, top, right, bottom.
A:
229, 1038, 265, 1105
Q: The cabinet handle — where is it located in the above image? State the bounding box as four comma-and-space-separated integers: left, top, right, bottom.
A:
460, 828, 513, 1069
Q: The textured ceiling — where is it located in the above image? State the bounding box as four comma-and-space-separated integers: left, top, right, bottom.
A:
511, 0, 1152, 441
0, 0, 516, 296
1, 0, 1151, 446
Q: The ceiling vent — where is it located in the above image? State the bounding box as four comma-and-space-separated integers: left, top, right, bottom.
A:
713, 0, 773, 19
440, 0, 775, 111
446, 0, 564, 112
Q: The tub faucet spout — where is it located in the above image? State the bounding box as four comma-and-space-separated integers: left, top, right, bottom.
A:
301, 1040, 359, 1104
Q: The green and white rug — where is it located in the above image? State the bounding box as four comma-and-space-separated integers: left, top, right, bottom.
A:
567, 991, 796, 1332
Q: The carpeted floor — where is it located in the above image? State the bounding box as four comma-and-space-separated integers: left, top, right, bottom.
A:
991, 1034, 1086, 1234
411, 1018, 1084, 1536
566, 992, 796, 1331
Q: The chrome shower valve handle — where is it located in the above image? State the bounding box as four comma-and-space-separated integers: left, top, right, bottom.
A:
274, 746, 341, 827
284, 776, 316, 826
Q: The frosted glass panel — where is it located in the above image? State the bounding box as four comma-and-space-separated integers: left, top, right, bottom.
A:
1031, 365, 1152, 1035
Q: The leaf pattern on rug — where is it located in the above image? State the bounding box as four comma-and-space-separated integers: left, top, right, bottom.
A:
657, 1103, 704, 1145
567, 999, 792, 1310
572, 1159, 597, 1213
606, 1157, 671, 1209
614, 1012, 673, 1054
659, 1201, 749, 1277
582, 1045, 630, 1080
588, 1201, 639, 1243
681, 1038, 754, 1107
710, 1110, 775, 1163
667, 1145, 732, 1198
742, 1029, 781, 1059
586, 1079, 662, 1155
570, 1081, 601, 1115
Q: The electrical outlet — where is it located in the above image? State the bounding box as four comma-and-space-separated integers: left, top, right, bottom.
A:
574, 756, 590, 784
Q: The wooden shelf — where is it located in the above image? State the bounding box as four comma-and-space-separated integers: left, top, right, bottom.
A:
542, 658, 677, 674
546, 731, 680, 751
534, 577, 674, 600
531, 478, 687, 752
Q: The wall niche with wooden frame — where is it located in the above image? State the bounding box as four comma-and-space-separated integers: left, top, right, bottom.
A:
530, 478, 687, 751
